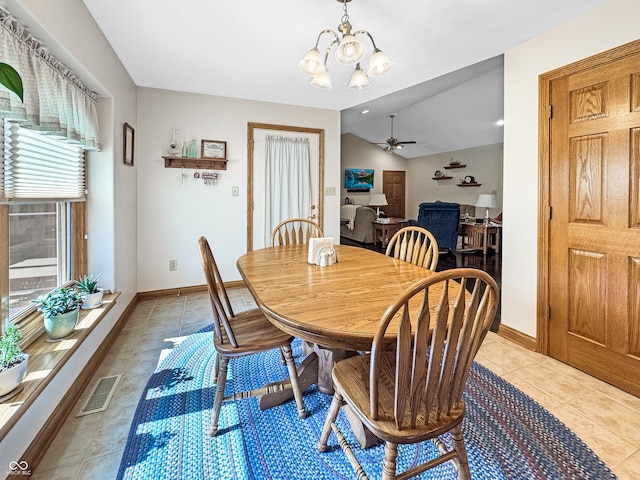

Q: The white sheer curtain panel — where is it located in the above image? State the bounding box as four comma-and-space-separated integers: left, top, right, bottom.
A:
264, 136, 311, 245
0, 6, 100, 150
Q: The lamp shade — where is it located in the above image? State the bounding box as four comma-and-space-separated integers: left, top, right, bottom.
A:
310, 70, 333, 90
298, 48, 325, 76
367, 49, 395, 77
475, 194, 498, 209
347, 64, 371, 90
335, 35, 365, 65
369, 193, 388, 207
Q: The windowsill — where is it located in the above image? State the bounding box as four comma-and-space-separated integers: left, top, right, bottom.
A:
0, 292, 119, 439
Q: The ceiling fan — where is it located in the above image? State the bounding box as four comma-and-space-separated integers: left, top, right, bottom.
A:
375, 114, 416, 152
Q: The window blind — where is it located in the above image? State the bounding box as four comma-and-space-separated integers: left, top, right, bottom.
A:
3, 120, 85, 200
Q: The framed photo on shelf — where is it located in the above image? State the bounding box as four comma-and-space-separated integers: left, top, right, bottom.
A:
123, 123, 134, 166
201, 140, 226, 159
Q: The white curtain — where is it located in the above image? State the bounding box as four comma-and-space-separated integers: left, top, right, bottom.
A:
264, 136, 311, 245
0, 6, 100, 150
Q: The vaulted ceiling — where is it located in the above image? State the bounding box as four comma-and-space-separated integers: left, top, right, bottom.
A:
81, 0, 611, 158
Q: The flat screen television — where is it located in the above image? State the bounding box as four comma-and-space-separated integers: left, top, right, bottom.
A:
344, 168, 374, 191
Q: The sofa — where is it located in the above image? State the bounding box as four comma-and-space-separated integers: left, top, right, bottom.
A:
409, 201, 461, 251
340, 205, 376, 243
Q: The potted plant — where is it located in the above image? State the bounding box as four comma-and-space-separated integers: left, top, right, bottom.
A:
76, 274, 103, 309
33, 287, 84, 339
0, 324, 28, 398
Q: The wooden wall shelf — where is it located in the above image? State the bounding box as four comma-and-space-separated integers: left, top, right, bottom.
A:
443, 164, 466, 169
162, 155, 228, 170
432, 176, 453, 180
457, 183, 481, 187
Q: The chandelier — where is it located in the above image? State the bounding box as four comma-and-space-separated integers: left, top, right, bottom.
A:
297, 0, 395, 90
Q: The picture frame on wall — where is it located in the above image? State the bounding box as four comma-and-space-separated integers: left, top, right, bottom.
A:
123, 123, 134, 166
201, 139, 226, 160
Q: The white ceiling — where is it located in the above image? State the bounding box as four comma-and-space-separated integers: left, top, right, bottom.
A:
80, 0, 611, 158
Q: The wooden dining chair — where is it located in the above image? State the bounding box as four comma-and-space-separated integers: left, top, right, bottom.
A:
385, 225, 439, 270
198, 236, 307, 436
318, 268, 499, 480
271, 218, 323, 246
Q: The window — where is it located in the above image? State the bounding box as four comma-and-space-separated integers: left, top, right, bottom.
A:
8, 202, 70, 317
2, 121, 87, 345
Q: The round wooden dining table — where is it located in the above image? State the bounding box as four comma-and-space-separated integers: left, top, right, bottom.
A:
237, 244, 439, 353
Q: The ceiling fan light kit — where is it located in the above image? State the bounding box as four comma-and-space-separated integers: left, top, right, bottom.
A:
376, 114, 417, 152
298, 0, 394, 90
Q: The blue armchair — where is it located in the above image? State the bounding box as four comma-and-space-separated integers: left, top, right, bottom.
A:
409, 201, 460, 251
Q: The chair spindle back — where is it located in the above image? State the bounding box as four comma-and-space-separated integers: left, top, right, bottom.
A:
198, 236, 239, 347
271, 218, 323, 246
385, 226, 439, 270
369, 268, 498, 430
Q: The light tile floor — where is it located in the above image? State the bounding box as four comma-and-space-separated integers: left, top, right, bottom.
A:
31, 289, 640, 480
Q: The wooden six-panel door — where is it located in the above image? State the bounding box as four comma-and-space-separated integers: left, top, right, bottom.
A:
382, 170, 405, 219
547, 48, 640, 396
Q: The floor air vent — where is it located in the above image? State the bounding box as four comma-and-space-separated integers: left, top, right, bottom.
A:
76, 374, 121, 417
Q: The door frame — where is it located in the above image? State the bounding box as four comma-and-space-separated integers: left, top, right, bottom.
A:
246, 122, 325, 252
537, 38, 640, 354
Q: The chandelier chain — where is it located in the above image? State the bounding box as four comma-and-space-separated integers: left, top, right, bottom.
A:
340, 1, 350, 27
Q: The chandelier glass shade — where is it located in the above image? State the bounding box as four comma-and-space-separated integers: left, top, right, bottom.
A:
298, 0, 394, 90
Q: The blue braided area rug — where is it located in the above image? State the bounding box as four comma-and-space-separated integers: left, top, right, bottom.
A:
116, 325, 616, 480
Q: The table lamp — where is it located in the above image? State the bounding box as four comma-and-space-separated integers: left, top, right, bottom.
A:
369, 193, 388, 219
475, 193, 498, 225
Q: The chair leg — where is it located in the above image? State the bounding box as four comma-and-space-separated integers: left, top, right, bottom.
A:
281, 343, 307, 418
210, 355, 229, 436
318, 391, 343, 452
212, 352, 220, 383
381, 442, 398, 480
451, 424, 471, 480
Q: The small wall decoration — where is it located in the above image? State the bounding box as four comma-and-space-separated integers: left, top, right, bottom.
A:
193, 171, 219, 185
462, 175, 476, 184
123, 123, 134, 166
201, 140, 226, 159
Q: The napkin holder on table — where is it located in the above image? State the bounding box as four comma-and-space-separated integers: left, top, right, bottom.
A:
308, 237, 334, 265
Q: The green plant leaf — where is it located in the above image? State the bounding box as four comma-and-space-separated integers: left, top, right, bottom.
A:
0, 324, 23, 369
0, 63, 23, 102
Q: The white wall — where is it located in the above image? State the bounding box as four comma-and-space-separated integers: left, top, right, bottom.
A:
502, 0, 639, 337
341, 133, 503, 219
405, 144, 503, 219
136, 88, 341, 291
0, 0, 138, 468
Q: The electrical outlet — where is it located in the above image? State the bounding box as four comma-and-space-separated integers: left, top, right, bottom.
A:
169, 259, 178, 271
232, 186, 240, 196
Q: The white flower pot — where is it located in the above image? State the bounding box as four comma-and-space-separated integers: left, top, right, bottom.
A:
81, 289, 104, 309
44, 309, 79, 339
0, 354, 28, 397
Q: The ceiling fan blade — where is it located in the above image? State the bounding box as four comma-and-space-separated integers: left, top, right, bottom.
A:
397, 141, 416, 145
